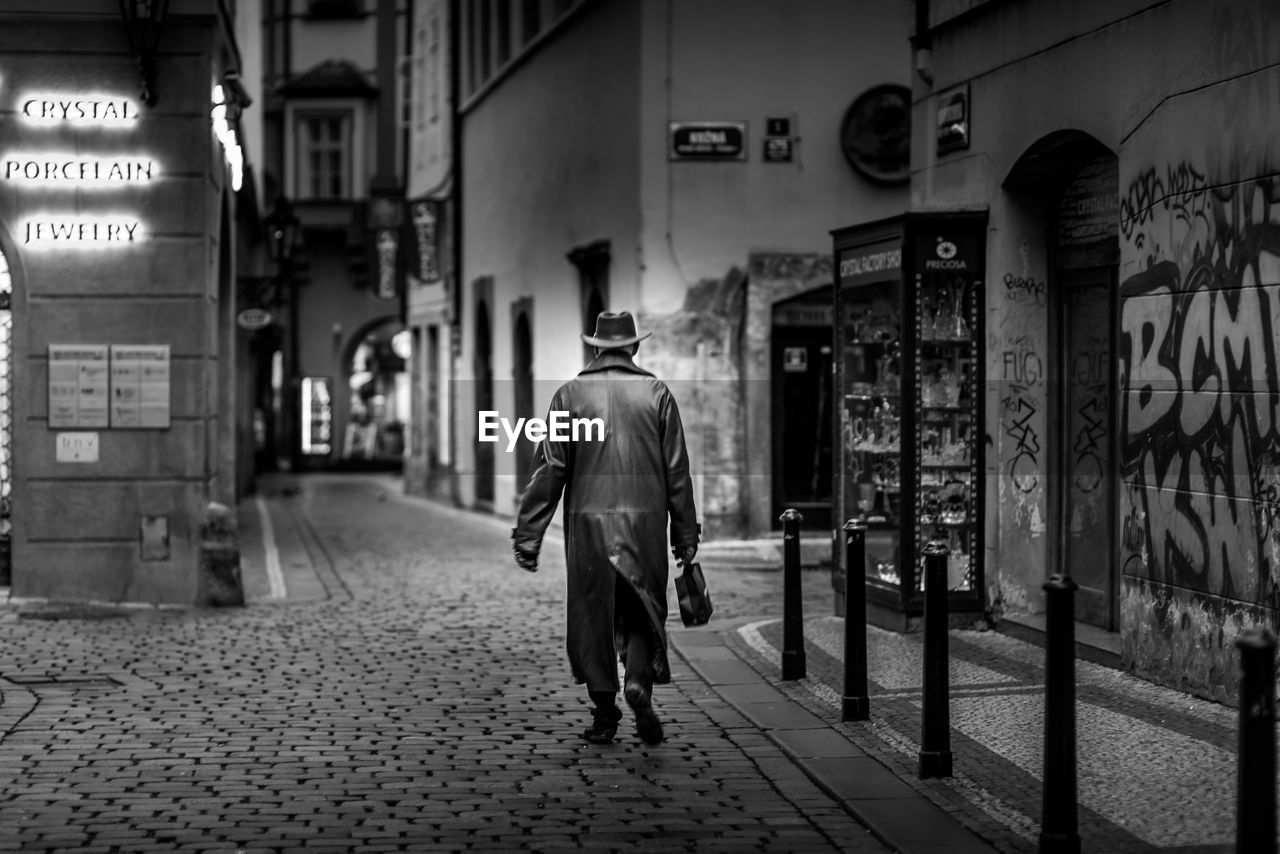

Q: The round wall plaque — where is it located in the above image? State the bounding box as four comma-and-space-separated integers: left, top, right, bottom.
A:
839, 84, 911, 184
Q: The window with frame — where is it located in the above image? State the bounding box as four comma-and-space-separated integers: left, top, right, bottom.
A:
296, 111, 352, 200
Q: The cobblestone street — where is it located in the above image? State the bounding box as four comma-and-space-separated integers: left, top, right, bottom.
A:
0, 474, 893, 854
0, 473, 1259, 853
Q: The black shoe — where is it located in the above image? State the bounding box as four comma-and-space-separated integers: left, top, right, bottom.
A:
583, 720, 617, 744
583, 704, 622, 745
624, 680, 663, 745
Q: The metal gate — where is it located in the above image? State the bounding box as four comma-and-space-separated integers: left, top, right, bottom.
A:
0, 247, 12, 583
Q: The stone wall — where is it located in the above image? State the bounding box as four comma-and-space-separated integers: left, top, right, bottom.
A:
639, 269, 747, 540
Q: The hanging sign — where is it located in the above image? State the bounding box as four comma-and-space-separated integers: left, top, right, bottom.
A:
411, 201, 440, 282
48, 345, 109, 429
375, 229, 399, 301
237, 308, 273, 330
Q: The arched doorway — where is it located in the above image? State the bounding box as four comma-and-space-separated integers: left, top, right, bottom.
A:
474, 299, 494, 504
512, 301, 534, 495
1005, 131, 1120, 628
341, 318, 410, 470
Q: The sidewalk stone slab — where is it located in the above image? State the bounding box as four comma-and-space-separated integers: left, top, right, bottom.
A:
807, 756, 920, 801
680, 657, 763, 685
729, 698, 830, 731
770, 727, 867, 759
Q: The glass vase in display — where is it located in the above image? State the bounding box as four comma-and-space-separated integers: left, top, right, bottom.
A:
938, 367, 960, 406
874, 354, 891, 396
950, 285, 970, 341
948, 550, 970, 590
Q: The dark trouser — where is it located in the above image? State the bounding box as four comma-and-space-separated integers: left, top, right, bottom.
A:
589, 580, 656, 714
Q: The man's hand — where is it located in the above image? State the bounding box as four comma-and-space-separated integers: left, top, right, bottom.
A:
514, 545, 539, 573
673, 545, 697, 566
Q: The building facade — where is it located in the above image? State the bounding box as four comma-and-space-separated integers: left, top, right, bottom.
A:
452, 0, 911, 537
0, 0, 258, 604
402, 0, 454, 503
907, 0, 1280, 701
257, 0, 412, 475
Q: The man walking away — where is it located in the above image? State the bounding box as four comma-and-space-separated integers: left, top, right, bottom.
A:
511, 311, 700, 746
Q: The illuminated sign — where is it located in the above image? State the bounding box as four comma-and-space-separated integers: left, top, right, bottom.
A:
12, 91, 147, 249
211, 85, 244, 192
375, 229, 398, 301
22, 217, 142, 248
412, 202, 439, 282
20, 95, 138, 126
301, 377, 333, 455
3, 155, 155, 186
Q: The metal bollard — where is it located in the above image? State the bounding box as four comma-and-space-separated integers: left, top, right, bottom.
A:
919, 540, 952, 778
780, 508, 806, 681
842, 518, 870, 721
1235, 626, 1276, 854
1040, 574, 1080, 854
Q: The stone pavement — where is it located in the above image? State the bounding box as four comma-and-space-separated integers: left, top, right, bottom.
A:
237, 475, 1260, 852
0, 472, 1255, 852
0, 472, 977, 854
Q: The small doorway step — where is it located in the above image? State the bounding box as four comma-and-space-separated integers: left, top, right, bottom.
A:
994, 612, 1121, 669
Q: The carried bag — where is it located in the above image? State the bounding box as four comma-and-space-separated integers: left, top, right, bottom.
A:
674, 559, 714, 627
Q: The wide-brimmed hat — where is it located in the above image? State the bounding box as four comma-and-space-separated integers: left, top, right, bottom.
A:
581, 311, 652, 348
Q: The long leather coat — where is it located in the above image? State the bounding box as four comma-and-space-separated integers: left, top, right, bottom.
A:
513, 349, 700, 692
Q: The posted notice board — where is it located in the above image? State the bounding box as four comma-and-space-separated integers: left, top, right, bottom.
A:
110, 345, 170, 428
48, 345, 109, 429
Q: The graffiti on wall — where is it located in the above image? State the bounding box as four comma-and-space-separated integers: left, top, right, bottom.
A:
1068, 296, 1110, 540
994, 252, 1046, 535
1000, 337, 1042, 494
1120, 171, 1280, 606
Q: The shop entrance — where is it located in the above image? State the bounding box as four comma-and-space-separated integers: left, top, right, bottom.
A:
771, 287, 834, 529
1057, 268, 1115, 626
1052, 150, 1120, 629
342, 319, 410, 469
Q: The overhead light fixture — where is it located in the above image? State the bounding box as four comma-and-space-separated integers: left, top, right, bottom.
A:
263, 197, 301, 267
219, 70, 253, 122
118, 0, 171, 107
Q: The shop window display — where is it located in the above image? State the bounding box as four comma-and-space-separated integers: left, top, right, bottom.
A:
832, 213, 986, 622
